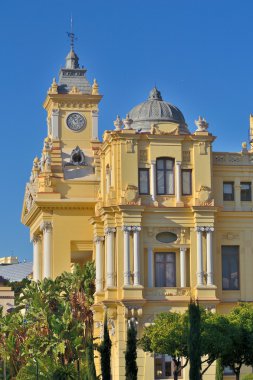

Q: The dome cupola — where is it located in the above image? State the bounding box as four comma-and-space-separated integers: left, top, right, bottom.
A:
128, 87, 189, 133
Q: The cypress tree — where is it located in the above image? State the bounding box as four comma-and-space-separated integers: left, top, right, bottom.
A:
188, 300, 201, 380
125, 319, 138, 380
86, 339, 97, 380
215, 358, 223, 380
98, 313, 112, 380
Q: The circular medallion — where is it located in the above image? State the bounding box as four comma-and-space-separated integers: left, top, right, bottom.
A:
66, 113, 86, 132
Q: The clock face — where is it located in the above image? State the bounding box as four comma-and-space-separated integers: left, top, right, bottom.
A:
66, 113, 86, 132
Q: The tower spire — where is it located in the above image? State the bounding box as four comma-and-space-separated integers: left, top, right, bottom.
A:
65, 16, 79, 69
67, 15, 77, 51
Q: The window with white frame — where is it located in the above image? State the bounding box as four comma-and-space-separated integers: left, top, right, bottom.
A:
156, 158, 174, 195
155, 252, 176, 287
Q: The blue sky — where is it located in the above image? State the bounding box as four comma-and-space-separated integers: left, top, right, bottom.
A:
1, 0, 253, 261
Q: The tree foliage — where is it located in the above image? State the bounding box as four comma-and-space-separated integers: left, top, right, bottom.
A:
0, 262, 96, 379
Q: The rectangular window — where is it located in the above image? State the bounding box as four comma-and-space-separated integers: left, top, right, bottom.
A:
223, 366, 234, 375
138, 168, 149, 194
155, 252, 176, 287
222, 246, 240, 290
223, 182, 234, 201
156, 158, 174, 195
182, 169, 192, 195
241, 182, 251, 201
154, 355, 182, 379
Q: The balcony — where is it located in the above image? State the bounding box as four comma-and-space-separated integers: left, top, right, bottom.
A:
144, 287, 191, 301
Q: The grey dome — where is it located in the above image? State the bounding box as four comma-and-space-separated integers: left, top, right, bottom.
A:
128, 88, 189, 133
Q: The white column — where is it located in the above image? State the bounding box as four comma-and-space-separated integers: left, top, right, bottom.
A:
92, 110, 99, 141
133, 226, 141, 286
123, 226, 131, 286
176, 161, 182, 204
206, 227, 214, 285
147, 246, 154, 287
51, 109, 59, 139
40, 222, 53, 279
95, 237, 104, 292
32, 235, 42, 282
150, 161, 156, 201
105, 227, 116, 287
196, 227, 204, 286
180, 247, 187, 287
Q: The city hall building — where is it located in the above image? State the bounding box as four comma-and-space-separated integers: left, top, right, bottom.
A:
21, 44, 253, 379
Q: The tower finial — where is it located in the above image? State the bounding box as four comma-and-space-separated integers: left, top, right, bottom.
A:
67, 15, 77, 51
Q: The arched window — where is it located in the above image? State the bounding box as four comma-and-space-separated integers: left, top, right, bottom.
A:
156, 158, 174, 195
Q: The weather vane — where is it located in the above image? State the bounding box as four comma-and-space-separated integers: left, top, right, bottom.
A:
67, 15, 77, 50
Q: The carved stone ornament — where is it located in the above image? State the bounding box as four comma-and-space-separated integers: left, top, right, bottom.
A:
25, 184, 34, 214
195, 116, 209, 132
198, 186, 212, 203
150, 123, 178, 135
40, 221, 53, 233
65, 146, 86, 166
124, 185, 138, 203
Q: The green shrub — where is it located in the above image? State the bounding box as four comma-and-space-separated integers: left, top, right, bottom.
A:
242, 375, 253, 380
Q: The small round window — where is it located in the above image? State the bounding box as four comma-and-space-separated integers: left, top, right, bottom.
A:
156, 231, 177, 244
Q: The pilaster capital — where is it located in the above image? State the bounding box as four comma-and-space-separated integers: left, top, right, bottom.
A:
180, 246, 187, 252
52, 109, 59, 116
176, 160, 182, 166
92, 110, 99, 117
132, 226, 141, 233
104, 227, 116, 235
205, 227, 214, 233
40, 221, 53, 233
150, 160, 156, 166
94, 236, 104, 244
32, 235, 41, 244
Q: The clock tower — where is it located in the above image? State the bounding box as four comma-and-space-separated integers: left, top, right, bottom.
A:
21, 42, 102, 279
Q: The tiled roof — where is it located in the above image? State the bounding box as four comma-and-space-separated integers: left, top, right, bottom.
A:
0, 262, 33, 282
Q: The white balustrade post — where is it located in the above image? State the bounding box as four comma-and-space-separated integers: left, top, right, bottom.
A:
176, 161, 182, 204
206, 227, 214, 286
150, 161, 156, 201
32, 235, 42, 282
133, 226, 141, 286
40, 222, 53, 279
196, 227, 204, 286
95, 236, 104, 292
122, 226, 131, 286
105, 227, 116, 287
147, 246, 154, 287
180, 247, 187, 288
